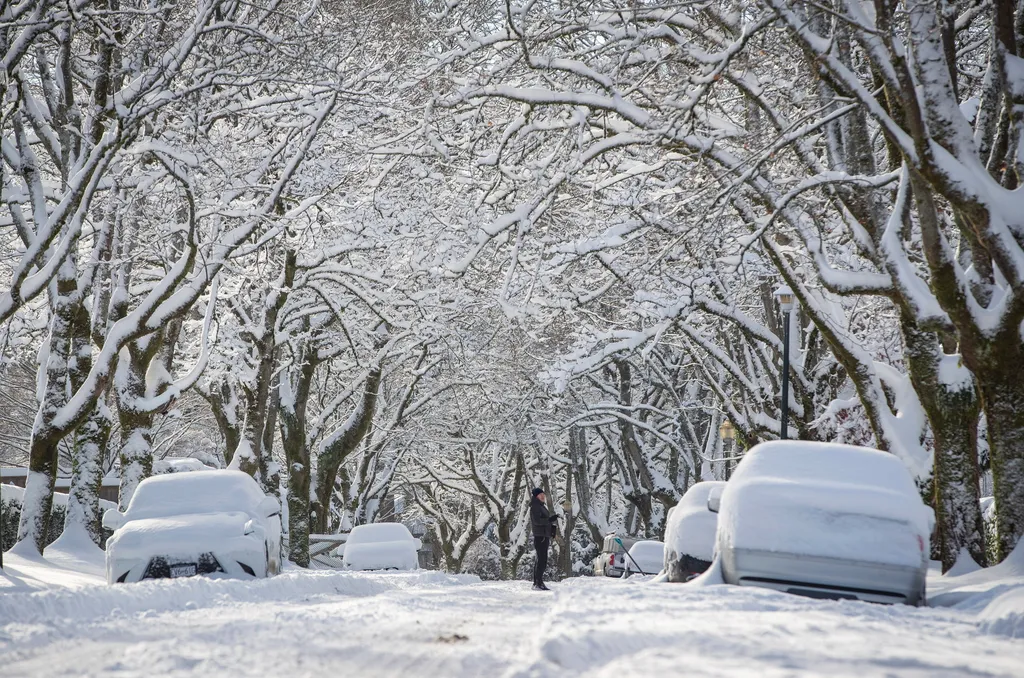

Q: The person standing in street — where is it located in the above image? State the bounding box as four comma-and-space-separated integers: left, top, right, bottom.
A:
530, 487, 558, 591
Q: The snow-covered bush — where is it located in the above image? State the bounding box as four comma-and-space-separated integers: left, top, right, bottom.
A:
1, 485, 114, 551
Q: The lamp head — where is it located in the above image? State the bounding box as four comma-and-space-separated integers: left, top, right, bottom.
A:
774, 284, 796, 312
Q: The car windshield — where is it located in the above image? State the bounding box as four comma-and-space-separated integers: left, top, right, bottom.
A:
125, 471, 264, 520
347, 523, 414, 545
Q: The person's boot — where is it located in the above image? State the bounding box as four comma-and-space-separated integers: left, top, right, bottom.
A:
539, 582, 550, 591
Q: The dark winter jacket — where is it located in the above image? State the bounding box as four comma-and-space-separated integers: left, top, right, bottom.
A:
530, 497, 558, 538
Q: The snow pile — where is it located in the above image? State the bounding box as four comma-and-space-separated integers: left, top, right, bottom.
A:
0, 568, 476, 625
664, 481, 724, 562
977, 586, 1024, 638
717, 442, 931, 567
930, 539, 1024, 607
945, 548, 983, 577
508, 576, 1024, 677
343, 523, 421, 571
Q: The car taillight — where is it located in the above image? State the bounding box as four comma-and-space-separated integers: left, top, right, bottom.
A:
609, 553, 614, 566
917, 535, 925, 552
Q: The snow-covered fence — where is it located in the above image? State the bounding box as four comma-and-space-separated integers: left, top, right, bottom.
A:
308, 534, 347, 570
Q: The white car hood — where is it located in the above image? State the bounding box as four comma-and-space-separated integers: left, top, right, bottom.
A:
109, 512, 253, 559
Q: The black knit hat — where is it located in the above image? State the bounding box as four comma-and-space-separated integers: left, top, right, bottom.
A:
532, 487, 544, 498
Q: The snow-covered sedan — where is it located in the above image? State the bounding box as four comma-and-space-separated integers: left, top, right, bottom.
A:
622, 540, 665, 577
664, 481, 725, 582
712, 441, 933, 605
342, 523, 421, 571
103, 470, 282, 584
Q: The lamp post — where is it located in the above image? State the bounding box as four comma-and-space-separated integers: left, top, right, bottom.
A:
719, 419, 736, 479
774, 285, 797, 440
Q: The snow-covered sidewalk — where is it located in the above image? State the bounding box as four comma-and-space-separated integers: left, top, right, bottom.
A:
2, 568, 1023, 677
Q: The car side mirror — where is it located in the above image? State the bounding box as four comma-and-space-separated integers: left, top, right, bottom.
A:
707, 488, 723, 514
258, 496, 281, 518
102, 508, 124, 531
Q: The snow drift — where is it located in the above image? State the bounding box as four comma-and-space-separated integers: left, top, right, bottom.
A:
977, 586, 1024, 639
0, 569, 478, 626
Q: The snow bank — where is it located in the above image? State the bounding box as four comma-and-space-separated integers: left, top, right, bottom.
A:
977, 586, 1024, 638
0, 545, 106, 593
0, 569, 478, 625
718, 442, 931, 567
930, 539, 1024, 607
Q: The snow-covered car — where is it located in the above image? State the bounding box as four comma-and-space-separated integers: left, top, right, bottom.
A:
593, 533, 638, 577
623, 540, 665, 577
103, 470, 282, 584
664, 481, 726, 582
713, 441, 933, 605
342, 523, 421, 571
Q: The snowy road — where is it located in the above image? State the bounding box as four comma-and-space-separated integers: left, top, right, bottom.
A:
2, 569, 1023, 677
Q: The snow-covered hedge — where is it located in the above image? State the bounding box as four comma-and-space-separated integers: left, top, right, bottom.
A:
1, 484, 114, 550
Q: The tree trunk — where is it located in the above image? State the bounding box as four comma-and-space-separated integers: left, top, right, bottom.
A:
64, 291, 111, 547
284, 436, 311, 567
973, 366, 1024, 560
16, 268, 78, 554
208, 380, 243, 464
278, 339, 317, 567
313, 363, 382, 534
115, 344, 158, 510
65, 404, 112, 546
903, 322, 986, 570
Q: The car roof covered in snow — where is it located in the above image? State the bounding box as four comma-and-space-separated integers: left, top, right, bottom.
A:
124, 470, 266, 520
731, 441, 915, 492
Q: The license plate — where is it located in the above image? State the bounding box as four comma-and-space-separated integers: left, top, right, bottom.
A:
170, 564, 197, 578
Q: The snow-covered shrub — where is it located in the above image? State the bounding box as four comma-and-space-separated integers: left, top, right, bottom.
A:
461, 540, 501, 581
1, 485, 65, 549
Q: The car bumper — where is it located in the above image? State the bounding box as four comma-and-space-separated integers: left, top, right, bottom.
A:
107, 542, 268, 584
721, 547, 926, 605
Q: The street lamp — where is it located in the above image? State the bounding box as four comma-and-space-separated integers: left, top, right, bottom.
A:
774, 285, 797, 440
719, 419, 736, 479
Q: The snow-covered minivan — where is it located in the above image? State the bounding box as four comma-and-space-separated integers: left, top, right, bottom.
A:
712, 441, 932, 605
103, 470, 282, 584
